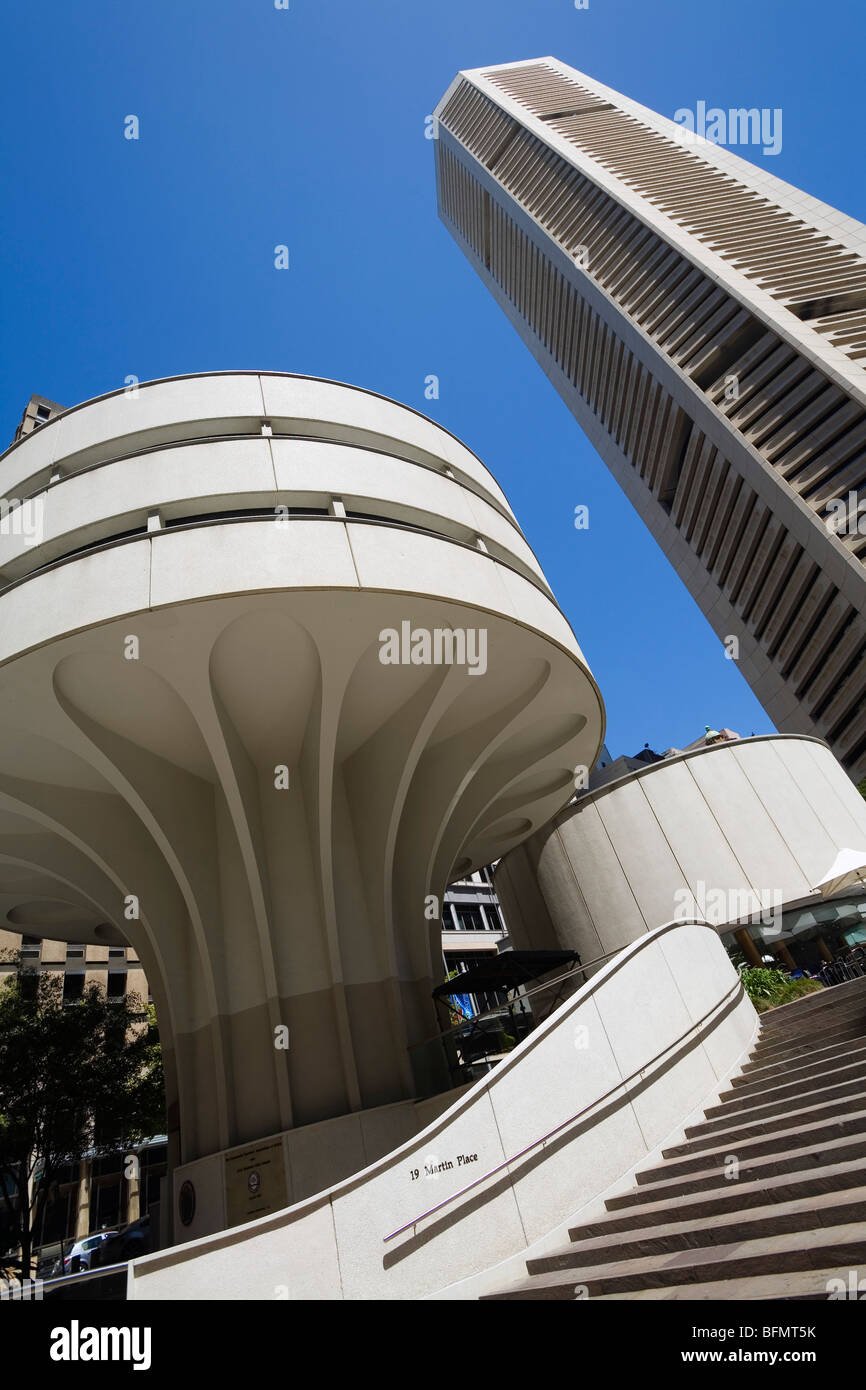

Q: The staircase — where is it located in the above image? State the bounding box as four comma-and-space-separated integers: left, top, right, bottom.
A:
484, 976, 866, 1300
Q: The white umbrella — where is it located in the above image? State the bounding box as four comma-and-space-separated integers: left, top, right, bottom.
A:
812, 848, 866, 898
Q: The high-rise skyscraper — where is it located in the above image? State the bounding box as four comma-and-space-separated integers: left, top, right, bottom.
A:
434, 57, 866, 781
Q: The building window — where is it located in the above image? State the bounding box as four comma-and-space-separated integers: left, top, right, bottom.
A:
66, 944, 85, 959
106, 972, 127, 1001
108, 947, 126, 959
62, 973, 85, 1005
93, 1181, 121, 1232
452, 904, 486, 932
484, 903, 504, 931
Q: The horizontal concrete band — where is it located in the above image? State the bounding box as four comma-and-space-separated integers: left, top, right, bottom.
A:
129, 919, 756, 1300
0, 373, 513, 517
0, 519, 586, 669
0, 437, 548, 595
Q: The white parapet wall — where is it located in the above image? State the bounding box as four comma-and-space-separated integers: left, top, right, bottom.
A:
129, 919, 756, 1300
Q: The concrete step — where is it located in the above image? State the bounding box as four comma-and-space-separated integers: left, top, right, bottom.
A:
607, 1132, 866, 1208
483, 1224, 866, 1299
644, 1109, 866, 1182
668, 1093, 866, 1157
527, 1188, 866, 1276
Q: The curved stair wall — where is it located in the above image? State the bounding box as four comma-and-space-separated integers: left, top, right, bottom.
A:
129, 919, 757, 1300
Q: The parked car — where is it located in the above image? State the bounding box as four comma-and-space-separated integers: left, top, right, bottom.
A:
60, 1231, 117, 1275
93, 1215, 150, 1266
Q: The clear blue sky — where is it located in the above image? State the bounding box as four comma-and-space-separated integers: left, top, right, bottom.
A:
2, 0, 863, 757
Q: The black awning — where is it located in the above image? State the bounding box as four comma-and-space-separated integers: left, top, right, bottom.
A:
432, 949, 579, 999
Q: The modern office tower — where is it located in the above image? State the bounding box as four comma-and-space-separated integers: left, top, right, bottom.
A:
0, 372, 603, 1200
434, 58, 866, 781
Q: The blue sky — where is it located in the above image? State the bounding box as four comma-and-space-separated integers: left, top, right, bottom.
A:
1, 0, 863, 757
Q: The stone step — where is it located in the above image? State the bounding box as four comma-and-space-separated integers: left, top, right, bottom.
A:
750, 989, 866, 1045
747, 1015, 866, 1064
738, 1031, 866, 1078
527, 1188, 866, 1276
483, 1224, 866, 1300
752, 995, 866, 1044
669, 1091, 866, 1156
607, 1132, 866, 1209
590, 1265, 862, 1300
756, 986, 866, 1020
700, 1071, 866, 1131
730, 1036, 866, 1093
751, 1010, 866, 1054
569, 1159, 866, 1241
481, 977, 866, 1301
756, 984, 866, 1028
756, 978, 866, 1031
644, 1109, 866, 1182
715, 1053, 866, 1112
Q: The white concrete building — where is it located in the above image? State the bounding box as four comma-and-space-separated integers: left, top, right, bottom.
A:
0, 371, 604, 1229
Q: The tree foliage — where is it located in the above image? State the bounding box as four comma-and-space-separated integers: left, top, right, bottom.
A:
0, 956, 164, 1278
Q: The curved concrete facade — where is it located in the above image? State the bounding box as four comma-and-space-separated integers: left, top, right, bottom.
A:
496, 735, 866, 965
0, 372, 603, 1170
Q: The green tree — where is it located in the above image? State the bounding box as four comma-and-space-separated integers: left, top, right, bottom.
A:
0, 956, 164, 1282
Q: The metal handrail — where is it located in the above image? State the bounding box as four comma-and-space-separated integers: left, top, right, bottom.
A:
37, 1261, 129, 1292
385, 928, 740, 1242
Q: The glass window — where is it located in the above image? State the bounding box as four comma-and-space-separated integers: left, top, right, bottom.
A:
452, 904, 485, 932
106, 972, 127, 1000
62, 973, 85, 1004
